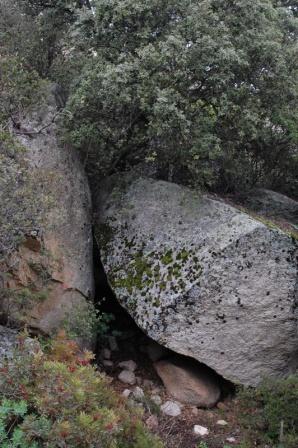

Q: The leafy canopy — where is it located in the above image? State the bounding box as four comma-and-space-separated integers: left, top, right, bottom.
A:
64, 0, 298, 194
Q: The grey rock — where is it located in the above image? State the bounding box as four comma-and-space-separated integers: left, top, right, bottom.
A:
95, 176, 298, 386
118, 360, 137, 372
102, 360, 114, 368
239, 188, 298, 226
217, 420, 228, 426
193, 425, 209, 436
0, 326, 39, 365
100, 348, 111, 360
118, 370, 136, 385
108, 336, 119, 352
143, 379, 154, 389
161, 401, 182, 417
136, 376, 142, 385
0, 326, 19, 365
132, 386, 145, 400
122, 389, 131, 398
1, 87, 94, 341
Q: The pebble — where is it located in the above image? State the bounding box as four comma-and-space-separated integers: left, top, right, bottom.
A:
108, 336, 119, 351
100, 348, 111, 360
122, 389, 131, 398
136, 376, 142, 385
193, 425, 209, 437
161, 401, 181, 417
102, 360, 114, 368
118, 370, 136, 385
118, 360, 137, 372
226, 437, 236, 444
132, 386, 144, 401
191, 407, 199, 416
217, 401, 228, 410
217, 419, 228, 426
143, 379, 154, 389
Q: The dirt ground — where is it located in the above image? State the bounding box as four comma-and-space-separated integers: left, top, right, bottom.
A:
98, 330, 254, 448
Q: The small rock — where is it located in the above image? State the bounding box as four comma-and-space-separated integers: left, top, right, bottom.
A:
143, 379, 154, 389
151, 387, 162, 395
133, 386, 144, 401
122, 389, 131, 398
226, 437, 236, 444
136, 376, 142, 385
191, 407, 199, 416
217, 401, 228, 410
118, 370, 136, 385
217, 419, 228, 426
161, 401, 181, 417
103, 360, 114, 368
108, 336, 119, 351
146, 415, 159, 430
118, 360, 137, 372
100, 348, 111, 360
193, 425, 209, 437
151, 394, 162, 406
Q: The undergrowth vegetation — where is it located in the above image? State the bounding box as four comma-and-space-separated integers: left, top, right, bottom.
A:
238, 375, 298, 448
0, 331, 163, 448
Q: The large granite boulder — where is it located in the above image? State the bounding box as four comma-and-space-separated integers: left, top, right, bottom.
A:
95, 176, 298, 386
0, 87, 94, 337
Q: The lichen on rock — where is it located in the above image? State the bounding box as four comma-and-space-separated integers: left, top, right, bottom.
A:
95, 176, 298, 386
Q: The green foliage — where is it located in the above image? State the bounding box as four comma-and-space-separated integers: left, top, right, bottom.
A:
238, 375, 298, 448
0, 399, 37, 448
0, 332, 163, 448
63, 0, 298, 195
1, 0, 297, 195
0, 285, 49, 327
0, 57, 43, 124
63, 300, 114, 341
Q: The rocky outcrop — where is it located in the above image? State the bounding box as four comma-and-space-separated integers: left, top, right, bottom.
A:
95, 176, 298, 386
0, 87, 94, 337
240, 189, 298, 225
154, 357, 221, 407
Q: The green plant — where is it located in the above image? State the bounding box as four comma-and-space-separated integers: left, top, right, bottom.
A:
62, 300, 114, 341
196, 442, 209, 448
0, 331, 163, 448
0, 285, 48, 327
0, 399, 37, 448
238, 375, 298, 448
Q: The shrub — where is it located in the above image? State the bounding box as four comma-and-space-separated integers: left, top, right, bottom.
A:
0, 399, 37, 448
238, 375, 298, 448
62, 300, 114, 341
0, 331, 163, 448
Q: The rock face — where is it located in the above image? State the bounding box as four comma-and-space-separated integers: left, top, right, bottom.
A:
238, 189, 298, 227
0, 326, 18, 365
0, 87, 94, 337
95, 176, 298, 386
154, 357, 220, 407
